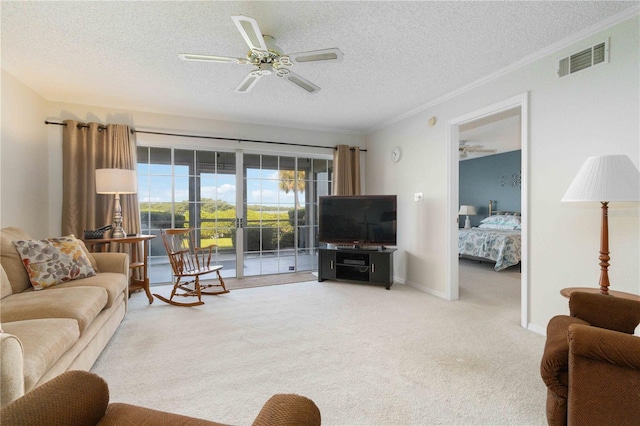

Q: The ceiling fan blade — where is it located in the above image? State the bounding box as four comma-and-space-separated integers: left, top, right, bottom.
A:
235, 72, 262, 93
282, 71, 321, 94
231, 15, 268, 54
287, 48, 343, 63
178, 53, 250, 64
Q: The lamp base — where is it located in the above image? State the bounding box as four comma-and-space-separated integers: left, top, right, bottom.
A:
111, 226, 127, 239
111, 193, 127, 239
464, 216, 471, 229
598, 201, 610, 295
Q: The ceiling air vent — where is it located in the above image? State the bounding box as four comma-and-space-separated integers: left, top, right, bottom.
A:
558, 40, 609, 78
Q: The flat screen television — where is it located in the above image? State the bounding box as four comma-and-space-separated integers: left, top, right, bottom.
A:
318, 195, 397, 248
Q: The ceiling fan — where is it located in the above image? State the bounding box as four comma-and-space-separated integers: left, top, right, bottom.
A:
178, 15, 343, 94
459, 141, 497, 158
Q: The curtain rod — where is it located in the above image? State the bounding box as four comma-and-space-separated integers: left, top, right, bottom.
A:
44, 120, 365, 152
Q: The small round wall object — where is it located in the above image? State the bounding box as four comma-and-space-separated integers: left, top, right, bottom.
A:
391, 146, 401, 162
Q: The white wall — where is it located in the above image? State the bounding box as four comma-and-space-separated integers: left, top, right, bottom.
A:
366, 16, 640, 331
1, 70, 50, 237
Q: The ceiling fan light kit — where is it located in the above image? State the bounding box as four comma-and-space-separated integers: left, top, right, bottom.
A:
179, 15, 342, 94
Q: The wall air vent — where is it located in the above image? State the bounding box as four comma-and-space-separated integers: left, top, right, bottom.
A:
558, 39, 609, 78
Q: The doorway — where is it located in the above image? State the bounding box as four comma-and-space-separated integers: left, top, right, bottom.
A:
446, 93, 529, 328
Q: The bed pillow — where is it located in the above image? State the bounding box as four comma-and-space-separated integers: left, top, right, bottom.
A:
481, 214, 521, 227
12, 235, 96, 290
478, 223, 520, 231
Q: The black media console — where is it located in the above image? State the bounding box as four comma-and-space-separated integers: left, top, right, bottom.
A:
318, 247, 396, 290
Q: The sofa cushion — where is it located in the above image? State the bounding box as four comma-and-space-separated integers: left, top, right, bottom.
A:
1, 318, 80, 394
53, 272, 127, 309
12, 235, 96, 290
1, 264, 12, 299
0, 286, 108, 334
1, 227, 33, 294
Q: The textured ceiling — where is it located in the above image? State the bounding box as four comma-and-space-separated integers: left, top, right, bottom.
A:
1, 1, 636, 134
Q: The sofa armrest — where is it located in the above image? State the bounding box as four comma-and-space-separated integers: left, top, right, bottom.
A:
92, 252, 129, 276
252, 393, 321, 426
0, 370, 109, 425
567, 324, 640, 425
569, 291, 640, 333
0, 332, 24, 408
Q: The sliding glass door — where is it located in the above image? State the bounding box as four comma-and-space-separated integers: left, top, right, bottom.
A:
138, 146, 332, 285
138, 147, 238, 284
241, 154, 332, 276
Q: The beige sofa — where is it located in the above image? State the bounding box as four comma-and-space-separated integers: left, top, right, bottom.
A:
0, 227, 129, 407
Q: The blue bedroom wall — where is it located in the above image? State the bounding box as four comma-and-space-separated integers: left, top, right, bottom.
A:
459, 150, 521, 227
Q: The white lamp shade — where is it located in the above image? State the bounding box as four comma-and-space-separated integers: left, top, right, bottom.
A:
562, 155, 640, 202
458, 205, 477, 215
95, 169, 137, 194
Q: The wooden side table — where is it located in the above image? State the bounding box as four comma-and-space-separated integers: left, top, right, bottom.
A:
560, 287, 640, 302
82, 235, 156, 304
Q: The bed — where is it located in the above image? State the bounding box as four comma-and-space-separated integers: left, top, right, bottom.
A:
458, 201, 521, 271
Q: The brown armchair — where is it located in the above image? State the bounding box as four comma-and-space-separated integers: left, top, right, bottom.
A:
0, 370, 321, 426
540, 291, 640, 426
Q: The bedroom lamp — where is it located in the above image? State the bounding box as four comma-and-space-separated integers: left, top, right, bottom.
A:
458, 205, 477, 229
561, 155, 640, 295
96, 168, 137, 238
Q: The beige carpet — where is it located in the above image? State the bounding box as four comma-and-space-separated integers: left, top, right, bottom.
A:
220, 272, 317, 290
92, 262, 547, 425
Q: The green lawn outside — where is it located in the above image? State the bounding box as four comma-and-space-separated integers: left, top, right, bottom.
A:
201, 237, 233, 249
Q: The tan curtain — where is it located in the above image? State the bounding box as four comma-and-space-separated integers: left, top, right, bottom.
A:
62, 120, 140, 238
332, 145, 361, 195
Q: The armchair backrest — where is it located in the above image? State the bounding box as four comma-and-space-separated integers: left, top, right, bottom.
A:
569, 291, 640, 334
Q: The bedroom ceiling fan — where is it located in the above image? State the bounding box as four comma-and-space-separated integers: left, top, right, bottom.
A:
459, 141, 498, 158
178, 15, 343, 94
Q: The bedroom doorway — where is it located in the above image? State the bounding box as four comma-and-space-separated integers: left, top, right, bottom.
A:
446, 93, 529, 329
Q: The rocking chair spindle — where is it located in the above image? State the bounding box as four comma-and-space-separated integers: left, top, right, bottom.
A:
154, 228, 229, 306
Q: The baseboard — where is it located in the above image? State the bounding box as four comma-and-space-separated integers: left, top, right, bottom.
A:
527, 323, 546, 336
406, 279, 448, 299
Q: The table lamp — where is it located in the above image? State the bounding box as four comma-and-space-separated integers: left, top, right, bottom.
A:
561, 155, 640, 295
96, 168, 137, 238
458, 205, 477, 229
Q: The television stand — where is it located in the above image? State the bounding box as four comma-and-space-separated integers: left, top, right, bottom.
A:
318, 247, 396, 289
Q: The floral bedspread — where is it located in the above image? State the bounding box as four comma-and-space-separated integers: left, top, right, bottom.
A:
458, 228, 521, 271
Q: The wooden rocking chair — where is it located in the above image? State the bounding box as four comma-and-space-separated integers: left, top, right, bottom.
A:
153, 228, 229, 307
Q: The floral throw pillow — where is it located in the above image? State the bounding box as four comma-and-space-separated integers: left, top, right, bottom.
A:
12, 235, 96, 290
